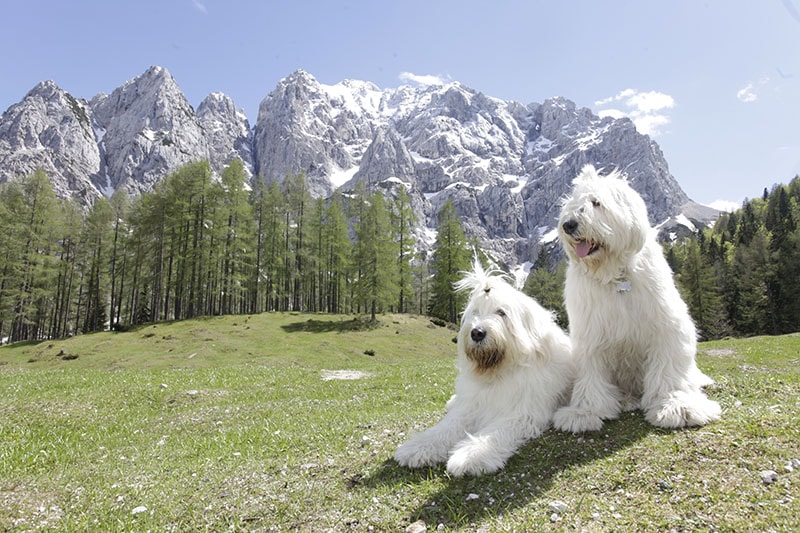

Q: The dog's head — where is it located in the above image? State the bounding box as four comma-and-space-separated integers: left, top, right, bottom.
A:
454, 259, 555, 375
558, 165, 650, 270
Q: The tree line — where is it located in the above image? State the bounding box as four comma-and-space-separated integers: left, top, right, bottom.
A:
524, 174, 800, 340
0, 160, 474, 343
14, 159, 790, 345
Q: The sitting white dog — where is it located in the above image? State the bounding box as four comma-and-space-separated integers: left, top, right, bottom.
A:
394, 261, 573, 476
553, 165, 721, 433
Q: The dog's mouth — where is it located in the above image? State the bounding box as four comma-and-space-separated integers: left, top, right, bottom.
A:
575, 239, 600, 259
466, 345, 505, 373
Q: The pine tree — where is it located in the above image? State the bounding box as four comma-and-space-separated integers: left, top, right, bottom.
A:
248, 176, 287, 312
78, 197, 114, 332
217, 159, 254, 315
108, 188, 129, 329
354, 191, 397, 321
50, 199, 83, 338
675, 237, 728, 339
391, 186, 417, 313
428, 200, 471, 323
3, 169, 61, 341
321, 193, 351, 313
727, 225, 773, 335
523, 247, 567, 328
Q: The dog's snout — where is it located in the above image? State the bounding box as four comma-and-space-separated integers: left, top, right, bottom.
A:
470, 327, 486, 343
562, 219, 579, 235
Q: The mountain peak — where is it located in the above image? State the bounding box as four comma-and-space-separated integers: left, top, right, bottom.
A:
24, 80, 65, 102
0, 68, 703, 266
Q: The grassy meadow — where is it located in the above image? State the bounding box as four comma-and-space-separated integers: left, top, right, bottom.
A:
0, 313, 798, 531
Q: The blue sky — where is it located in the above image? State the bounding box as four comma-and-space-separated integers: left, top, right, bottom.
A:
3, 0, 799, 210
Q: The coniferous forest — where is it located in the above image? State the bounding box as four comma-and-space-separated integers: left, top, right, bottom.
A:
0, 160, 473, 343
2, 160, 799, 343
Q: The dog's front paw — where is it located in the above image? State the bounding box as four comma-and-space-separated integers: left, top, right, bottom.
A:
552, 406, 605, 433
394, 438, 449, 468
645, 393, 721, 429
446, 440, 506, 477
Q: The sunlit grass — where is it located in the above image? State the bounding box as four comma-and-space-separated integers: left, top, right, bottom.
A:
1, 317, 798, 531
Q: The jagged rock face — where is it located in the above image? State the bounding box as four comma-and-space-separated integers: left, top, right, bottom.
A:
91, 66, 211, 196
253, 71, 381, 198
0, 67, 255, 204
0, 81, 102, 203
265, 75, 691, 265
197, 92, 254, 179
0, 66, 704, 267
520, 98, 689, 232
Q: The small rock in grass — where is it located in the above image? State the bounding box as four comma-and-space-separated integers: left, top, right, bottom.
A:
131, 505, 148, 515
760, 470, 779, 484
466, 493, 480, 501
406, 520, 427, 533
549, 500, 568, 514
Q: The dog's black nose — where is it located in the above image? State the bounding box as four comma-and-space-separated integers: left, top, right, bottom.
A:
562, 219, 579, 235
470, 327, 486, 342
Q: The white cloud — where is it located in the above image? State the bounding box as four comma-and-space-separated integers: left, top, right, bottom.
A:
594, 89, 675, 137
736, 82, 758, 103
398, 72, 449, 87
737, 77, 771, 103
708, 199, 741, 213
191, 0, 207, 14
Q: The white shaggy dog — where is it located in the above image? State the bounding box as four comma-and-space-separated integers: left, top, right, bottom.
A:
394, 261, 573, 476
553, 165, 721, 433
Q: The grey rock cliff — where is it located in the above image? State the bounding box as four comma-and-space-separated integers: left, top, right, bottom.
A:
91, 66, 210, 196
197, 92, 254, 179
0, 81, 102, 203
0, 66, 710, 267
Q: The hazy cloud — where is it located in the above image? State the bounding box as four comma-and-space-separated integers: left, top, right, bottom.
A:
737, 77, 771, 103
191, 0, 207, 14
398, 72, 449, 87
595, 89, 675, 137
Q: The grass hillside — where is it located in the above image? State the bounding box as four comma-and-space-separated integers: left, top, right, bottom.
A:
1, 313, 798, 531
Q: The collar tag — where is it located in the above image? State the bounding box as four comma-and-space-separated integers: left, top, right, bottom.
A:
616, 280, 632, 292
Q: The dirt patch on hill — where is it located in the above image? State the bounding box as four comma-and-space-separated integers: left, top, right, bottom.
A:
702, 348, 735, 357
320, 370, 372, 381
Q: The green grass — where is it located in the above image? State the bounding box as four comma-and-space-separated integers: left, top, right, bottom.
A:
1, 315, 798, 531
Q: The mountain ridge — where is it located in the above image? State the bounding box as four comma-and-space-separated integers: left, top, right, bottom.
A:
0, 66, 717, 267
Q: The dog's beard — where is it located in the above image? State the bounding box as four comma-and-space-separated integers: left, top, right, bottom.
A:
465, 341, 505, 373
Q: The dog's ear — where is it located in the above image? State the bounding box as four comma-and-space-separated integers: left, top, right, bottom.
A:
505, 296, 550, 362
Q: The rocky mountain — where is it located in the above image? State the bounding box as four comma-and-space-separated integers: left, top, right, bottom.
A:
0, 66, 715, 267
0, 80, 101, 203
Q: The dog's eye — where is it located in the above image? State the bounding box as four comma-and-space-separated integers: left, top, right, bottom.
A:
496, 309, 506, 317
591, 198, 601, 208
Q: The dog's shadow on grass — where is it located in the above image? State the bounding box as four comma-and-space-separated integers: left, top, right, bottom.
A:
362, 413, 658, 528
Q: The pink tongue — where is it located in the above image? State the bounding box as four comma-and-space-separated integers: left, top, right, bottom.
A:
576, 241, 591, 258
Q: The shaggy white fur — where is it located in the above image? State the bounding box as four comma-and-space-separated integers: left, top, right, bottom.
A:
394, 260, 573, 476
553, 165, 721, 433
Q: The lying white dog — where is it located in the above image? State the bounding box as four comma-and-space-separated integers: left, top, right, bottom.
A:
394, 261, 573, 476
553, 165, 721, 433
